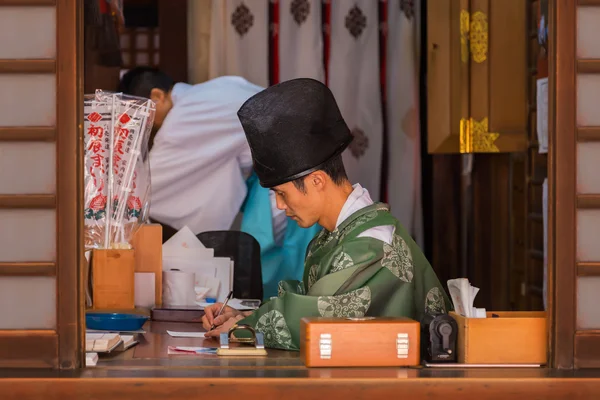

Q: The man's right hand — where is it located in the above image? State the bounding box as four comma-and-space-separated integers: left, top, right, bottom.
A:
201, 303, 241, 330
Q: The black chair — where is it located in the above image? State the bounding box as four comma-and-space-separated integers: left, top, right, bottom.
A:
196, 230, 263, 301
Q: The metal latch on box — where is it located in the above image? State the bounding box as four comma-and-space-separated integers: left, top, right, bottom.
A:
397, 333, 409, 358
319, 333, 332, 359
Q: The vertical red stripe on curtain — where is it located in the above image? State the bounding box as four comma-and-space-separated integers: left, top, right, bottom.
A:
323, 0, 331, 86
99, 0, 108, 14
269, 0, 280, 86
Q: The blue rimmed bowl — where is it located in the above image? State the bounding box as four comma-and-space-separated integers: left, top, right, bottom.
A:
86, 312, 148, 331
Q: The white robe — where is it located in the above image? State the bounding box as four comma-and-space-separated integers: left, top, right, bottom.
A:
148, 77, 263, 234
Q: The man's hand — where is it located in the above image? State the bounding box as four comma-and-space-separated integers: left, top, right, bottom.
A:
204, 314, 244, 338
200, 302, 242, 330
201, 310, 241, 331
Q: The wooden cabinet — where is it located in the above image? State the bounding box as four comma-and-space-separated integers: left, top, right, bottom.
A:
427, 0, 528, 154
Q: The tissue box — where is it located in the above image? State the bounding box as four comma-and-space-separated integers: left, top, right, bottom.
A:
450, 311, 547, 364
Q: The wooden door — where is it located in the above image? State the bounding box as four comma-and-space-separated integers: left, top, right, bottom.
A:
427, 0, 528, 154
0, 0, 82, 369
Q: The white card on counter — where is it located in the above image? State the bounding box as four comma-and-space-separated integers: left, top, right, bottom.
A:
167, 330, 206, 338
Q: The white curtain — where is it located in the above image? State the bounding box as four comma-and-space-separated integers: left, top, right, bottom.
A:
328, 0, 383, 200
209, 0, 270, 87
386, 0, 423, 246
278, 0, 324, 83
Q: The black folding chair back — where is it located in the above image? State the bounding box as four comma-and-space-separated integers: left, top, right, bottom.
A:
196, 230, 263, 301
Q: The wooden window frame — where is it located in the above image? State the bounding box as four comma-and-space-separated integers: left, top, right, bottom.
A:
550, 0, 600, 369
1, 0, 597, 371
0, 0, 83, 369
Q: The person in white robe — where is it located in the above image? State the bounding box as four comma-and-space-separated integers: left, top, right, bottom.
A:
118, 67, 267, 233
118, 67, 321, 298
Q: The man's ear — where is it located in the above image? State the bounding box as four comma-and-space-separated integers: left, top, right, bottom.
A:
309, 171, 326, 191
150, 88, 166, 103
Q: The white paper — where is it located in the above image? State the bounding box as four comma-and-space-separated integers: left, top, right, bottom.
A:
163, 225, 205, 249
134, 272, 155, 308
163, 247, 214, 259
86, 352, 98, 367
227, 298, 260, 310
536, 78, 548, 154
167, 330, 206, 338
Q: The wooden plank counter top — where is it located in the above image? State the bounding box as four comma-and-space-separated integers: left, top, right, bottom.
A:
1, 321, 600, 399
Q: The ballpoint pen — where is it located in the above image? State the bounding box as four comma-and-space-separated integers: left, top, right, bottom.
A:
209, 290, 234, 331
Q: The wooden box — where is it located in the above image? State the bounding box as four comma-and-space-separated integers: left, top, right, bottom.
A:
300, 317, 420, 367
132, 224, 163, 306
92, 249, 135, 310
450, 311, 547, 364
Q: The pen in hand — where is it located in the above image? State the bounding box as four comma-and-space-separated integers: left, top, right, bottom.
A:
209, 290, 234, 331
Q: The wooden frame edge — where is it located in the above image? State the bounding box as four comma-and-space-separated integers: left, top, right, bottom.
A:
577, 262, 600, 276
0, 331, 58, 368
577, 127, 600, 141
0, 0, 55, 6
0, 60, 55, 74
55, 0, 83, 370
575, 332, 600, 368
577, 194, 600, 208
578, 0, 600, 6
0, 127, 56, 141
0, 263, 56, 276
0, 195, 55, 209
549, 0, 577, 369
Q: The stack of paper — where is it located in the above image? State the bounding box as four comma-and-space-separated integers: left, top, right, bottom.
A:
447, 278, 486, 318
85, 332, 138, 354
85, 333, 121, 352
162, 226, 233, 305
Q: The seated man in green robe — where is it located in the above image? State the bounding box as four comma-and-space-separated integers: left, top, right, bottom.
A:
201, 78, 451, 350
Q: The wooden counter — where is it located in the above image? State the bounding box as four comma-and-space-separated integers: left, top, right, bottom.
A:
1, 321, 600, 399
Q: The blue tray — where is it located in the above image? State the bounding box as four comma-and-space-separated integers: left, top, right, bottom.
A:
86, 313, 148, 332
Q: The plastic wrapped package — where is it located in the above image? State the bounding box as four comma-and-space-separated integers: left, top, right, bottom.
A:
84, 90, 156, 250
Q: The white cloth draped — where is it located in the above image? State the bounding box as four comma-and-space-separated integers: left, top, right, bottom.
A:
278, 0, 324, 83
209, 0, 270, 87
148, 77, 263, 234
386, 0, 423, 247
327, 0, 383, 200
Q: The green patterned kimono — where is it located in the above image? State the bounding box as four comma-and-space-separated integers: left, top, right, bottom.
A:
237, 203, 452, 350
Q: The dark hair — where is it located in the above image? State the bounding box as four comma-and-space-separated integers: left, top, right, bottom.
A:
118, 66, 174, 98
292, 155, 348, 193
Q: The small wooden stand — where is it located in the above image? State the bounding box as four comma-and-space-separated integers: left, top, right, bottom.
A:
131, 224, 163, 306
92, 249, 135, 310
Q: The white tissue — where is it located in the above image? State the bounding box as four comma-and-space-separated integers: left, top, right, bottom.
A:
447, 278, 484, 318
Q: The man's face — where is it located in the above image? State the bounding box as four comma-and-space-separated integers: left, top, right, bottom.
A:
150, 88, 173, 129
271, 177, 322, 228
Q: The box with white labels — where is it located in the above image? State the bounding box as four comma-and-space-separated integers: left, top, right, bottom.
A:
299, 317, 420, 367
